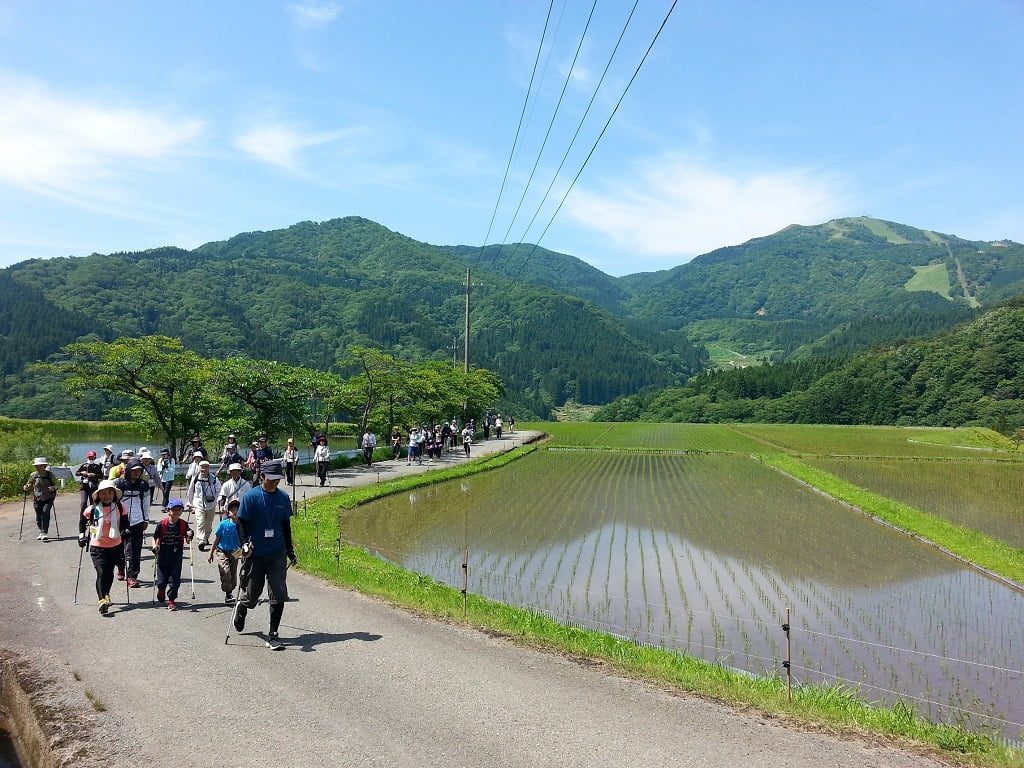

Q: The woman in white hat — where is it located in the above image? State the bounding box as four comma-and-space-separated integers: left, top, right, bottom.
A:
79, 479, 129, 614
23, 457, 57, 541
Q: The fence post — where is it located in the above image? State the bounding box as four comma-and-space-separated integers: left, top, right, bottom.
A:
461, 548, 469, 615
781, 606, 792, 701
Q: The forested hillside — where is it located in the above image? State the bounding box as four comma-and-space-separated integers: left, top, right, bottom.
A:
595, 298, 1024, 431
0, 217, 700, 419
1, 214, 1022, 424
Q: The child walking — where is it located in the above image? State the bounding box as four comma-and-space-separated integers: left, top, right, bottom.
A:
208, 498, 243, 604
151, 499, 194, 611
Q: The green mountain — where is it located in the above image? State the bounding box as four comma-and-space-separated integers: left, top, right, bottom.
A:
595, 297, 1024, 431
1, 214, 1022, 423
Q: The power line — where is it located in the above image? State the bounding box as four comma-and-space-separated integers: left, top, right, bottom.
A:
510, 0, 680, 283
487, 0, 601, 271
494, 0, 642, 275
474, 0, 557, 267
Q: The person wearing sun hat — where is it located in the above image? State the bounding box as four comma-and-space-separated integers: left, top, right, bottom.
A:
157, 448, 176, 508
186, 458, 221, 551
115, 459, 152, 588
23, 457, 57, 541
74, 450, 104, 517
80, 479, 129, 614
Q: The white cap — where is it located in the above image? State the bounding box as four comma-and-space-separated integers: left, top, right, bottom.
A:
228, 463, 244, 472
32, 456, 48, 465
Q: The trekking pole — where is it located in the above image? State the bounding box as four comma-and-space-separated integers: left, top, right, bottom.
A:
225, 549, 248, 644
152, 553, 158, 605
19, 492, 28, 540
50, 502, 60, 539
73, 542, 85, 604
188, 539, 196, 599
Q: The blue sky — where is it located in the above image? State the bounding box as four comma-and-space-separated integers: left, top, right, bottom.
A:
1, 1, 1022, 276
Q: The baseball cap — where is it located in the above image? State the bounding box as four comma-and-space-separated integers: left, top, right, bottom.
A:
228, 463, 244, 472
86, 450, 97, 459
167, 498, 185, 509
261, 460, 285, 480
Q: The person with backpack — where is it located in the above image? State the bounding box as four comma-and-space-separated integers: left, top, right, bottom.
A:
24, 457, 58, 541
186, 459, 221, 551
79, 479, 129, 614
218, 463, 251, 516
151, 499, 194, 611
74, 450, 104, 518
115, 459, 151, 588
208, 498, 242, 604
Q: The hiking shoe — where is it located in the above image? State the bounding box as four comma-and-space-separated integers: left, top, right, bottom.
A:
40, 534, 49, 541
127, 579, 140, 588
36, 533, 44, 540
116, 569, 125, 581
98, 596, 110, 614
198, 542, 208, 552
157, 587, 166, 602
225, 592, 235, 604
167, 600, 178, 611
233, 604, 247, 632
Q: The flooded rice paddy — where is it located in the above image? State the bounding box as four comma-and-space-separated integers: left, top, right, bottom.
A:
341, 450, 1024, 740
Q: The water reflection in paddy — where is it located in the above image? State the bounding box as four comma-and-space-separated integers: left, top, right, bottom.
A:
341, 451, 1024, 740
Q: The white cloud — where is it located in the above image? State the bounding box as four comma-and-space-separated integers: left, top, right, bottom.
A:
565, 155, 846, 263
0, 71, 204, 194
287, 1, 342, 30
234, 123, 353, 171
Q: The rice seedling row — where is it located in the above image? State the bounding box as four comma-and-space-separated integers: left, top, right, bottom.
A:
339, 450, 1024, 741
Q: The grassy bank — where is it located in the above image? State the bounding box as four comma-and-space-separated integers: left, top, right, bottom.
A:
762, 453, 1024, 587
291, 446, 1021, 768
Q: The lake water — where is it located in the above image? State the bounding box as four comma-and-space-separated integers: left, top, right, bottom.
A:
340, 450, 1024, 742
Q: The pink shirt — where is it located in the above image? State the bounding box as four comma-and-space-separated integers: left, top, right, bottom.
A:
85, 503, 122, 548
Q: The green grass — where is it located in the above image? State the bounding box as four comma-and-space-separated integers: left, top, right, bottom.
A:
905, 263, 952, 298
291, 446, 1023, 767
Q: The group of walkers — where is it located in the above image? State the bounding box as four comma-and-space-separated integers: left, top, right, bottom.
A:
22, 437, 297, 647
21, 415, 513, 644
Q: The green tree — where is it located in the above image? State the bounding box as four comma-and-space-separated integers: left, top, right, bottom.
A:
38, 336, 227, 457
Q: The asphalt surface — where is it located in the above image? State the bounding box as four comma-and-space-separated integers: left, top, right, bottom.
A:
0, 433, 946, 768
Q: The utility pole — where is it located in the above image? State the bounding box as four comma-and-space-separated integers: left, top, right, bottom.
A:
463, 267, 471, 374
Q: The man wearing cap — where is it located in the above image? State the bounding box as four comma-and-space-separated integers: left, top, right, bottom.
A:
186, 459, 222, 551
157, 448, 176, 508
234, 460, 297, 647
74, 450, 104, 516
114, 459, 152, 587
218, 463, 251, 516
23, 457, 57, 541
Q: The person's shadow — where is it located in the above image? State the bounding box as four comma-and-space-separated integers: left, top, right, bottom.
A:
281, 626, 383, 652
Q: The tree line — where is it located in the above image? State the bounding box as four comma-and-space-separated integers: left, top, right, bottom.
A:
38, 336, 503, 457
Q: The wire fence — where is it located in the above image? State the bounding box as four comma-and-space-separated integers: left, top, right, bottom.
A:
331, 536, 1024, 747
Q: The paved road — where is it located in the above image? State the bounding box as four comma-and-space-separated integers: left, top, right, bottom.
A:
0, 433, 944, 768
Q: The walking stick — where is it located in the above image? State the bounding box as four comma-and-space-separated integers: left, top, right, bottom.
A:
152, 553, 158, 605
73, 543, 85, 604
50, 502, 60, 539
188, 539, 196, 599
19, 492, 27, 540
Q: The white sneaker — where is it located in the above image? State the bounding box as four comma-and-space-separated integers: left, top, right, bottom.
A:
41, 534, 49, 542
36, 533, 44, 540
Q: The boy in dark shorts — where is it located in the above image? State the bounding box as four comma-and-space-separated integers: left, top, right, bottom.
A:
151, 499, 194, 611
